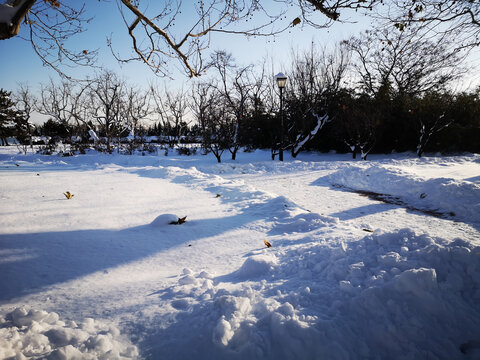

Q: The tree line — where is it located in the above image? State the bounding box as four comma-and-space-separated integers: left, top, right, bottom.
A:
1, 23, 479, 161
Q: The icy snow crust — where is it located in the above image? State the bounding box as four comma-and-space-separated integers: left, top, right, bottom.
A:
0, 148, 479, 359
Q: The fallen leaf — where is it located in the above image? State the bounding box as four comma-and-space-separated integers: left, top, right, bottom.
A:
178, 216, 187, 224
292, 17, 301, 26
170, 216, 187, 225
64, 191, 74, 199
264, 239, 272, 248
216, 194, 221, 198
362, 228, 374, 233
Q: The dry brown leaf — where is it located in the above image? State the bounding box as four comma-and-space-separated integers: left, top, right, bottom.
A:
178, 216, 187, 224
264, 239, 272, 248
64, 191, 74, 199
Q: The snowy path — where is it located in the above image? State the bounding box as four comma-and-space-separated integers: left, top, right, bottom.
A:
222, 169, 480, 244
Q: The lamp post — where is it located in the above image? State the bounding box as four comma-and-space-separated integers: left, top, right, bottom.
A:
275, 72, 287, 161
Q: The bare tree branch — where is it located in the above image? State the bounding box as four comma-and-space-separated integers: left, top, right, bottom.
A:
1, 0, 97, 79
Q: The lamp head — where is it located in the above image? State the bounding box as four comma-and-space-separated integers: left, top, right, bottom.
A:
275, 72, 287, 89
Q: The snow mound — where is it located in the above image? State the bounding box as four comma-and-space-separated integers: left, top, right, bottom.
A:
142, 228, 480, 359
235, 254, 278, 279
150, 214, 182, 227
272, 210, 338, 234
0, 308, 138, 359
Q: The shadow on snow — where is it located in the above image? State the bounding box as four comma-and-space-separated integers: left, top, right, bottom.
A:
0, 213, 252, 303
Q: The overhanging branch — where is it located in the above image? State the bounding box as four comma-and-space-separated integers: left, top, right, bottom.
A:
0, 0, 36, 39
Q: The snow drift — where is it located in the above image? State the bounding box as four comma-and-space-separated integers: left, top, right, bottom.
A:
0, 308, 138, 359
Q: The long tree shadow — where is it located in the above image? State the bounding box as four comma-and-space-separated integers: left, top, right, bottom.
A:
0, 212, 254, 303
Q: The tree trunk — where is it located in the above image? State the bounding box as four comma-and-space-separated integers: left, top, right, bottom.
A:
271, 149, 276, 160
291, 147, 298, 158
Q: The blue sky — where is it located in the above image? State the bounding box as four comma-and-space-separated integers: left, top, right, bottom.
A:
0, 0, 372, 94
2, 1, 480, 96
2, 0, 479, 109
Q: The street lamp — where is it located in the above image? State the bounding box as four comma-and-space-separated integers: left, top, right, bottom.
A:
275, 72, 287, 161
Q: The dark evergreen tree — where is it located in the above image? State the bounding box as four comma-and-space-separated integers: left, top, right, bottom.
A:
0, 89, 26, 146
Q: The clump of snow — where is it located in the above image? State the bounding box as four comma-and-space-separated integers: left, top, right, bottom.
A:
150, 213, 182, 227
0, 308, 138, 359
88, 129, 99, 142
273, 210, 338, 234
235, 254, 278, 279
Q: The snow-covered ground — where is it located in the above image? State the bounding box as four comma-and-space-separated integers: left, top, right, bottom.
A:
1, 147, 479, 359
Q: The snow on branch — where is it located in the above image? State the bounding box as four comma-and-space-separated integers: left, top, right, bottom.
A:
0, 0, 35, 39
292, 112, 330, 157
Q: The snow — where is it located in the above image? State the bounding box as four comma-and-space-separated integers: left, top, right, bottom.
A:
0, 307, 138, 359
88, 130, 99, 142
0, 147, 479, 359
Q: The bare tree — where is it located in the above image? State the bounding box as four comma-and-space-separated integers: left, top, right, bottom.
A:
409, 92, 452, 158
14, 84, 36, 152
211, 51, 255, 160
113, 0, 388, 77
190, 81, 215, 152
37, 79, 94, 152
1, 0, 380, 77
285, 43, 348, 157
244, 60, 279, 154
151, 85, 189, 147
124, 86, 152, 152
345, 24, 467, 98
293, 0, 380, 23
39, 79, 79, 148
335, 93, 378, 160
19, 1, 477, 79
201, 97, 231, 163
191, 76, 247, 163
69, 83, 93, 133
390, 1, 480, 50
5, 1, 477, 80
0, 0, 96, 77
88, 70, 127, 153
